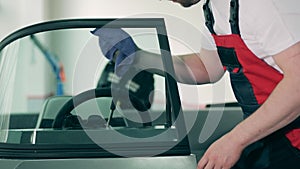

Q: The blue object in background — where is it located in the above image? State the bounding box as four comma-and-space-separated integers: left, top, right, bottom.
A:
30, 35, 65, 96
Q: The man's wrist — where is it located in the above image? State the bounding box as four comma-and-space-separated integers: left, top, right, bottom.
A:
226, 127, 251, 149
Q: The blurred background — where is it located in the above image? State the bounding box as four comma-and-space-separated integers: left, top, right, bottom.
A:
0, 0, 236, 111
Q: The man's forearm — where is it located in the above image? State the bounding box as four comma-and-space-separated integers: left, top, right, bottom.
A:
228, 76, 300, 148
134, 50, 209, 84
228, 42, 300, 148
134, 49, 224, 84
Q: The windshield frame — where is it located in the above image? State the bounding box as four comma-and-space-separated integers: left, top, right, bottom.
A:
0, 18, 190, 159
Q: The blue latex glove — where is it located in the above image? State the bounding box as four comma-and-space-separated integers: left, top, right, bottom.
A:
91, 28, 137, 76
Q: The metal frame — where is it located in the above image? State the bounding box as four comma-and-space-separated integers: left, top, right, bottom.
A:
0, 18, 190, 158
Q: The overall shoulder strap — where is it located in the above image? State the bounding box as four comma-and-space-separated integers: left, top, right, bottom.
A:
203, 0, 216, 35
229, 0, 240, 35
203, 0, 241, 35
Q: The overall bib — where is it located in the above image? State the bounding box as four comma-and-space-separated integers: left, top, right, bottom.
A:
203, 0, 300, 168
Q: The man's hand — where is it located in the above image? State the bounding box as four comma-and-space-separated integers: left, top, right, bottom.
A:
197, 133, 244, 169
91, 28, 137, 76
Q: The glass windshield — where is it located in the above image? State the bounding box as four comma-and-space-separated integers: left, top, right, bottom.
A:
0, 19, 190, 158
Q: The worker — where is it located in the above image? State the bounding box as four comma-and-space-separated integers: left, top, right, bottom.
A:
92, 0, 300, 168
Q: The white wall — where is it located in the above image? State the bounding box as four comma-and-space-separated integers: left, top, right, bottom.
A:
0, 0, 44, 41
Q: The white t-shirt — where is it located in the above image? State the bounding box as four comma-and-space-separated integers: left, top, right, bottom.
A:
200, 0, 300, 72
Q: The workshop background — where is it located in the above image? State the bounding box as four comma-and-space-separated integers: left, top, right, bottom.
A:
0, 0, 236, 109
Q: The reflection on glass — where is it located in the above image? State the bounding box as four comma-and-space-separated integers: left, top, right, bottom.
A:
0, 28, 169, 143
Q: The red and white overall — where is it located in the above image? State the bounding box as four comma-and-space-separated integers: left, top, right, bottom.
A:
203, 0, 300, 168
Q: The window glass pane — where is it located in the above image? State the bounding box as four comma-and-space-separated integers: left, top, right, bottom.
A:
0, 28, 169, 143
0, 19, 190, 159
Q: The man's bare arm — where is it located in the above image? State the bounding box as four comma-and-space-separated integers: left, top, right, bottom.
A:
135, 48, 224, 84
228, 41, 300, 149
